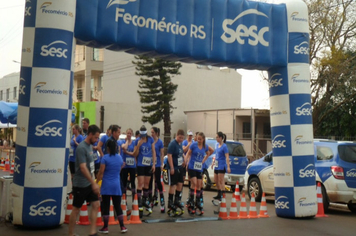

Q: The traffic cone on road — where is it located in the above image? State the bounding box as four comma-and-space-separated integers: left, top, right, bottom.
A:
129, 194, 142, 224
228, 193, 239, 220
218, 193, 229, 220
238, 193, 248, 219
248, 192, 259, 219
160, 172, 165, 192
64, 194, 73, 224
316, 182, 328, 217
3, 157, 10, 172
108, 198, 119, 225
77, 201, 90, 225
10, 159, 14, 174
234, 181, 241, 202
121, 194, 130, 225
258, 192, 269, 218
96, 205, 104, 226
0, 158, 4, 170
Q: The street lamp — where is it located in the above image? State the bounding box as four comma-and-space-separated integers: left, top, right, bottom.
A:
12, 60, 21, 64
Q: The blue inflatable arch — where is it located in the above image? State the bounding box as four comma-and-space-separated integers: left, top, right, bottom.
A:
13, 0, 315, 227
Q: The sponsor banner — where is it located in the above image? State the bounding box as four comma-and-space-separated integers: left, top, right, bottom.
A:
275, 187, 295, 217
270, 95, 290, 127
288, 32, 309, 64
344, 167, 356, 188
33, 28, 73, 70
21, 28, 35, 68
271, 126, 292, 157
268, 67, 288, 96
294, 186, 317, 217
273, 156, 293, 187
292, 155, 316, 187
13, 145, 27, 187
289, 94, 312, 125
24, 0, 37, 27
75, 0, 288, 68
30, 68, 71, 109
285, 1, 309, 33
35, 0, 76, 31
18, 67, 32, 107
11, 184, 24, 225
15, 106, 30, 147
287, 64, 311, 94
291, 124, 314, 156
24, 148, 66, 188
27, 108, 68, 148
22, 187, 63, 227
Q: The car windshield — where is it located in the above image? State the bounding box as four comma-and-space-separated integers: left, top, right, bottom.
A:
338, 145, 356, 163
226, 142, 246, 157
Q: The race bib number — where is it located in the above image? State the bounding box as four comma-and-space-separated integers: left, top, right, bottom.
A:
215, 160, 219, 168
142, 156, 151, 166
178, 157, 183, 166
126, 157, 135, 166
194, 161, 202, 170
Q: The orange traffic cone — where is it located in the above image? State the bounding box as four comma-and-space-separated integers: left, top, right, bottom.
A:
316, 182, 328, 217
10, 160, 14, 174
248, 192, 259, 219
64, 194, 73, 224
0, 158, 4, 169
129, 194, 142, 224
228, 193, 239, 220
218, 193, 229, 220
96, 205, 104, 226
160, 172, 166, 192
258, 192, 269, 218
238, 192, 248, 219
234, 181, 241, 202
108, 198, 119, 225
77, 201, 90, 225
3, 157, 10, 172
121, 194, 130, 225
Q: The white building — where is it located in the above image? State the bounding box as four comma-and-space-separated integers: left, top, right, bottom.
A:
0, 72, 20, 103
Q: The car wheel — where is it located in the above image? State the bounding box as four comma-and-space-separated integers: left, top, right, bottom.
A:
248, 177, 262, 202
321, 184, 329, 212
162, 167, 169, 185
202, 170, 211, 190
347, 202, 356, 213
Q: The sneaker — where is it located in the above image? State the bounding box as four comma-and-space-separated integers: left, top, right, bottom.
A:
121, 226, 128, 233
213, 195, 221, 200
98, 227, 109, 234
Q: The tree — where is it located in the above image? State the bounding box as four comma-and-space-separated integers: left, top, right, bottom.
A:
307, 0, 356, 137
133, 55, 182, 148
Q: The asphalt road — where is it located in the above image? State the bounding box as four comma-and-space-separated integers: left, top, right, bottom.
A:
1, 185, 355, 236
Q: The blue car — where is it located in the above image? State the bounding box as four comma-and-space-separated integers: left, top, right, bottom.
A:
163, 138, 249, 191
244, 140, 356, 213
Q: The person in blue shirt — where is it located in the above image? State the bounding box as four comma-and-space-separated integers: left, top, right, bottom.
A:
97, 125, 113, 158
148, 127, 165, 213
212, 131, 231, 200
96, 138, 127, 234
133, 125, 156, 217
185, 132, 213, 215
121, 128, 137, 204
69, 124, 84, 182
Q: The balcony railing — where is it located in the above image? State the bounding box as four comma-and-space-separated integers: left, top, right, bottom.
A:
72, 88, 102, 102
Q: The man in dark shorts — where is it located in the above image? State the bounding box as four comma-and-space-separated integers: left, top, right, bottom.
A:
167, 129, 185, 214
69, 125, 101, 236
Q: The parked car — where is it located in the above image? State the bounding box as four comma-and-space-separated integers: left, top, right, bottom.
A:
163, 138, 249, 191
244, 140, 356, 213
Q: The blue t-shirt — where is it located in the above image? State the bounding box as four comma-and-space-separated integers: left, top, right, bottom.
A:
69, 134, 84, 162
93, 141, 100, 164
100, 135, 110, 155
135, 136, 154, 167
167, 139, 184, 170
118, 140, 124, 157
215, 143, 229, 170
154, 139, 164, 167
100, 153, 123, 195
182, 139, 194, 155
188, 142, 209, 172
122, 139, 136, 168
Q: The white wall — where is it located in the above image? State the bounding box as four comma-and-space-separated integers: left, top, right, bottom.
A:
0, 72, 20, 102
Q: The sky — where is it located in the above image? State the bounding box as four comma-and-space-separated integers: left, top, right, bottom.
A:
0, 0, 270, 109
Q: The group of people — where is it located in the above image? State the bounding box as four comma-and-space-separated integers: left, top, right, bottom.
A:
68, 118, 231, 236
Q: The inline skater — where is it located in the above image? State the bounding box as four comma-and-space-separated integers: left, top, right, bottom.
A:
185, 132, 213, 215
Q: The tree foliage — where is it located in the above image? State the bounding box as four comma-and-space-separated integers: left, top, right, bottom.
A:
133, 55, 182, 147
307, 0, 356, 137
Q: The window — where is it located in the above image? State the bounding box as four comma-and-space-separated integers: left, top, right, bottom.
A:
243, 122, 251, 138
98, 75, 103, 91
93, 48, 100, 61
263, 122, 271, 138
316, 146, 334, 161
338, 145, 356, 163
6, 88, 10, 101
13, 87, 17, 99
0, 91, 3, 100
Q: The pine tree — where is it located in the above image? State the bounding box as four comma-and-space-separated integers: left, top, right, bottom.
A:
133, 55, 182, 148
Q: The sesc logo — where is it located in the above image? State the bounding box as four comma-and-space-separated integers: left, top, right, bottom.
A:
107, 0, 136, 8
221, 9, 269, 46
272, 135, 287, 148
19, 78, 26, 95
269, 73, 283, 88
294, 41, 309, 55
296, 102, 312, 116
14, 155, 21, 174
299, 163, 315, 178
35, 120, 63, 137
40, 40, 68, 58
346, 169, 356, 178
25, 6, 31, 16
275, 196, 289, 209
29, 199, 57, 216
